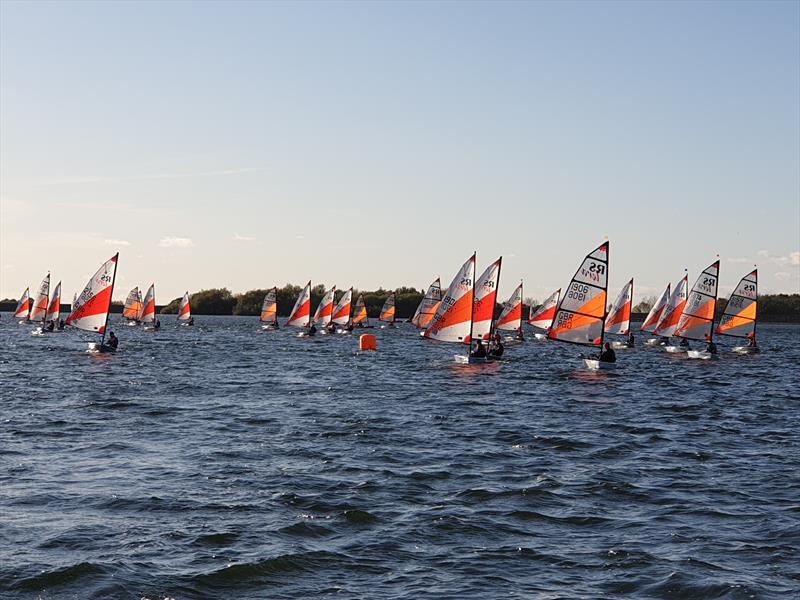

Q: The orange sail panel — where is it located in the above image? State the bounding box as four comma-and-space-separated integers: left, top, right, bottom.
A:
14, 287, 31, 319
411, 278, 442, 328
260, 287, 278, 323
641, 283, 670, 333
65, 254, 119, 334
287, 281, 312, 327
495, 282, 523, 331
716, 269, 757, 339
528, 289, 560, 330
379, 292, 396, 322
471, 257, 502, 341
605, 278, 633, 335
424, 253, 476, 343
654, 274, 688, 337
548, 242, 609, 346
675, 260, 720, 342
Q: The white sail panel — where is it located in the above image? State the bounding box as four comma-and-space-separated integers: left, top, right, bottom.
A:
287, 281, 312, 327
605, 278, 633, 335
178, 292, 191, 321
65, 254, 119, 333
716, 269, 757, 339
641, 283, 670, 333
471, 258, 502, 341
675, 261, 720, 342
411, 278, 441, 328
46, 281, 62, 322
30, 273, 51, 323
495, 282, 523, 331
528, 289, 560, 330
424, 254, 476, 343
332, 288, 353, 325
653, 275, 688, 337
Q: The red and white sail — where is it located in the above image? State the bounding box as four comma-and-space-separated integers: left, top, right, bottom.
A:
470, 257, 502, 342
605, 278, 633, 336
411, 278, 441, 328
30, 273, 51, 324
287, 281, 312, 327
675, 260, 720, 342
65, 254, 119, 334
313, 286, 337, 325
140, 284, 157, 325
177, 291, 192, 321
716, 269, 757, 339
548, 242, 609, 346
260, 287, 278, 324
46, 281, 62, 322
352, 294, 368, 325
424, 253, 476, 343
122, 287, 142, 320
332, 288, 353, 326
641, 283, 671, 333
528, 289, 560, 330
14, 287, 31, 319
653, 274, 688, 337
379, 292, 396, 323
495, 281, 523, 332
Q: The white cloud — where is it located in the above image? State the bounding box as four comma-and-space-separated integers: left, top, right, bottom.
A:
295, 235, 306, 240
3, 264, 14, 270
774, 272, 792, 281
105, 239, 131, 246
727, 257, 754, 264
791, 251, 800, 266
755, 249, 800, 266
158, 237, 194, 248
233, 233, 255, 242
36, 167, 264, 186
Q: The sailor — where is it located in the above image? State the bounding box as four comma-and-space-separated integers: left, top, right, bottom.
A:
706, 340, 718, 354
679, 337, 689, 347
515, 327, 525, 341
106, 331, 119, 351
187, 317, 194, 326
58, 319, 65, 330
626, 332, 635, 347
471, 339, 487, 358
326, 321, 336, 333
345, 322, 354, 332
747, 335, 758, 348
598, 342, 616, 363
46, 320, 55, 331
155, 319, 161, 330
308, 323, 317, 336
489, 340, 505, 358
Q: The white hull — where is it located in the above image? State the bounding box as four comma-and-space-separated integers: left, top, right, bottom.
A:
687, 350, 717, 360
454, 354, 488, 364
31, 327, 46, 336
87, 342, 116, 354
664, 346, 686, 353
609, 340, 633, 350
644, 338, 660, 346
143, 326, 157, 332
261, 324, 278, 330
534, 333, 548, 341
732, 345, 759, 355
583, 359, 617, 370
126, 321, 139, 327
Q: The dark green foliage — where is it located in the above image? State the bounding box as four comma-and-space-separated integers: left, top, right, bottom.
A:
161, 288, 236, 315
160, 297, 182, 314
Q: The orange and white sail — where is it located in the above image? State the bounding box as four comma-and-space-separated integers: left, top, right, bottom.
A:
528, 289, 560, 330
605, 278, 633, 336
379, 292, 396, 323
548, 242, 609, 346
122, 287, 142, 320
352, 294, 368, 325
29, 273, 51, 324
495, 281, 523, 332
140, 284, 156, 325
287, 281, 312, 327
641, 283, 671, 333
716, 269, 757, 339
14, 287, 31, 319
411, 278, 441, 328
177, 291, 192, 321
653, 273, 688, 337
313, 286, 337, 325
424, 253, 476, 343
46, 281, 62, 322
260, 287, 278, 324
332, 287, 353, 326
470, 257, 502, 342
65, 254, 119, 334
675, 260, 720, 342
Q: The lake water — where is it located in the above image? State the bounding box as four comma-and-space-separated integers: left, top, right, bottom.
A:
1, 315, 798, 599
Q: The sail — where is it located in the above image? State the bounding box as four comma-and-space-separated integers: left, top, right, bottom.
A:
675, 260, 720, 342
287, 281, 312, 327
313, 286, 337, 325
178, 291, 192, 321
641, 283, 671, 333
605, 278, 633, 335
411, 278, 441, 328
65, 254, 119, 334
13, 287, 31, 319
46, 281, 62, 322
136, 289, 143, 320
495, 282, 523, 331
653, 274, 689, 337
716, 269, 757, 339
471, 257, 502, 341
122, 287, 141, 320
379, 292, 396, 322
424, 253, 476, 343
332, 288, 353, 325
30, 273, 51, 323
140, 284, 156, 324
260, 287, 278, 323
352, 294, 368, 325
548, 242, 609, 346
528, 289, 560, 330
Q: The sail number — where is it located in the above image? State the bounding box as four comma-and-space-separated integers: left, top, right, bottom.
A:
567, 283, 590, 303
581, 262, 605, 283
554, 312, 573, 329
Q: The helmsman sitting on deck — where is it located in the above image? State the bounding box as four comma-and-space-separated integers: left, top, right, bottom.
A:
106, 331, 119, 351
598, 342, 616, 363
470, 339, 487, 358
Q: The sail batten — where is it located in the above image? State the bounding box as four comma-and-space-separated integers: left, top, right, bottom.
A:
716, 269, 758, 339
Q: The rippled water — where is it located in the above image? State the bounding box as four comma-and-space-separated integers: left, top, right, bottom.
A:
1, 315, 798, 599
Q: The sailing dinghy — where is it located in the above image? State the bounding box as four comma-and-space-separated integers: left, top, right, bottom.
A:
716, 269, 759, 354
141, 284, 158, 331
675, 260, 720, 360
287, 281, 313, 335
14, 287, 31, 323
177, 291, 192, 325
46, 281, 62, 330
471, 258, 502, 343
654, 273, 689, 353
379, 292, 396, 328
122, 287, 143, 325
352, 294, 370, 328
605, 278, 633, 349
528, 289, 560, 340
411, 278, 441, 329
546, 242, 613, 370
66, 253, 119, 353
314, 286, 337, 333
30, 273, 51, 335
642, 283, 671, 345
495, 281, 524, 342
260, 287, 279, 329
331, 287, 353, 332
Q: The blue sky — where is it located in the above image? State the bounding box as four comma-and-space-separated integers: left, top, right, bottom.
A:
1, 0, 798, 303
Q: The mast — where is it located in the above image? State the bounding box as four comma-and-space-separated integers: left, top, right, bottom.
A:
487, 257, 502, 341
467, 251, 477, 345
600, 243, 609, 348
628, 277, 634, 336
100, 253, 119, 346
710, 257, 719, 343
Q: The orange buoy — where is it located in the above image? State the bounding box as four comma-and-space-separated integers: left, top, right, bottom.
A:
359, 334, 377, 351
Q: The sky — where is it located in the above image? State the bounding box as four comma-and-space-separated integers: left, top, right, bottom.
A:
1, 0, 798, 304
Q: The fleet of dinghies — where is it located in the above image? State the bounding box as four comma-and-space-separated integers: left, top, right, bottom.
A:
9, 246, 764, 363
